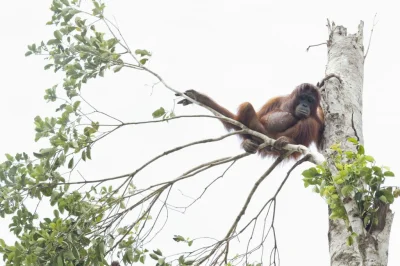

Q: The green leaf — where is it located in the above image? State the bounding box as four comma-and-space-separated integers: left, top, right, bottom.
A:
63, 250, 75, 260
364, 155, 374, 162
113, 65, 123, 73
335, 163, 343, 170
57, 255, 63, 266
5, 154, 14, 161
330, 143, 341, 151
357, 145, 365, 155
152, 107, 166, 118
48, 39, 60, 46
25, 51, 33, 57
173, 235, 185, 242
65, 105, 73, 113
44, 64, 54, 70
135, 49, 152, 57
344, 151, 355, 159
86, 146, 92, 160
74, 34, 85, 43
60, 0, 70, 6
382, 189, 395, 204
158, 258, 165, 265
386, 193, 394, 204
68, 158, 74, 169
140, 58, 148, 65
372, 166, 383, 177
149, 254, 159, 260
379, 195, 388, 203
0, 239, 6, 248
384, 171, 395, 177
99, 242, 105, 256
302, 167, 319, 178
153, 249, 162, 256
346, 235, 354, 246
33, 152, 44, 159
73, 101, 81, 111
54, 30, 63, 40
348, 137, 358, 144
71, 141, 79, 149
341, 185, 353, 197
39, 148, 57, 157
333, 176, 344, 185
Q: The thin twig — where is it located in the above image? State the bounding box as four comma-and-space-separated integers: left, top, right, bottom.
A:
327, 18, 332, 33
80, 114, 235, 127
208, 153, 312, 265
306, 42, 327, 52
364, 13, 378, 60
59, 130, 243, 186
198, 153, 288, 265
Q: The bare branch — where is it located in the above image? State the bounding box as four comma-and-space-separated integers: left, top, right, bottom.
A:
82, 115, 235, 127
198, 153, 288, 265
306, 42, 327, 52
60, 130, 244, 186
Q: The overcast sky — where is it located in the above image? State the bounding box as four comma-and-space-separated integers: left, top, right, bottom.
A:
1, 0, 399, 265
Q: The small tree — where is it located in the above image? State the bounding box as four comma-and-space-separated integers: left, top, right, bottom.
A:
0, 1, 397, 266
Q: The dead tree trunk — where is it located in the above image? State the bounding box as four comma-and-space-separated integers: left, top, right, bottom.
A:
320, 21, 394, 266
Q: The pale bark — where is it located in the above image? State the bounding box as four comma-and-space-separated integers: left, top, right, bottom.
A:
320, 21, 393, 266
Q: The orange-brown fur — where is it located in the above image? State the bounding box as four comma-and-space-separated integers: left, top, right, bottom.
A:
255, 84, 324, 158
179, 83, 324, 159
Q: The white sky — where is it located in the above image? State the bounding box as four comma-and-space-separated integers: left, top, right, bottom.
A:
1, 0, 400, 265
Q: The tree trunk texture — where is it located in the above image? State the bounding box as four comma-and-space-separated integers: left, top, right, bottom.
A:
320, 21, 394, 266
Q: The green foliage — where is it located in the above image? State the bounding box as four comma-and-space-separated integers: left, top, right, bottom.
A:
152, 107, 176, 120
0, 0, 166, 265
1, 1, 184, 264
173, 235, 194, 247
152, 107, 166, 118
346, 232, 358, 246
26, 0, 125, 100
135, 49, 152, 65
302, 138, 398, 239
151, 107, 175, 121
